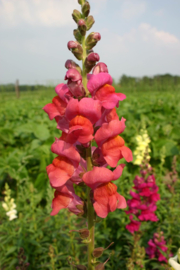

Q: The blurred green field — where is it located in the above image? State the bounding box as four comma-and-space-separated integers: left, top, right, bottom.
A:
0, 87, 180, 269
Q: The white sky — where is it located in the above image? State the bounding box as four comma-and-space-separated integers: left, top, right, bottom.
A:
0, 0, 180, 84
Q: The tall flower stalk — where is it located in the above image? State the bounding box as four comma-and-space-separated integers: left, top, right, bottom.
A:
43, 1, 133, 268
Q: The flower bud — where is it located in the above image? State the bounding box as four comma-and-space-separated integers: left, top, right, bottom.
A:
73, 29, 82, 44
92, 243, 113, 259
92, 247, 104, 258
86, 32, 101, 50
92, 62, 108, 74
72, 9, 82, 23
85, 52, 100, 73
78, 0, 84, 5
95, 263, 104, 270
78, 19, 87, 36
86, 15, 95, 30
82, 1, 90, 17
95, 258, 110, 270
65, 60, 81, 74
67, 41, 83, 60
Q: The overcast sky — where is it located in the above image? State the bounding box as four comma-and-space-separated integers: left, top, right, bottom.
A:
0, 0, 180, 85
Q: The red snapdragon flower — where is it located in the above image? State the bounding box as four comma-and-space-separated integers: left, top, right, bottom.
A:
95, 118, 133, 167
83, 165, 126, 218
46, 139, 80, 188
51, 181, 83, 216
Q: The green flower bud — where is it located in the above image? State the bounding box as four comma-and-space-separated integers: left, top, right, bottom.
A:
86, 15, 95, 30
78, 0, 85, 5
74, 29, 82, 44
85, 32, 101, 50
72, 9, 82, 23
82, 1, 90, 17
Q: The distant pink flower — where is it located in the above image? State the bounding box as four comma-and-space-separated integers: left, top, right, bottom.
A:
46, 140, 80, 188
146, 232, 168, 263
51, 181, 83, 216
125, 215, 141, 234
95, 119, 133, 167
83, 165, 126, 218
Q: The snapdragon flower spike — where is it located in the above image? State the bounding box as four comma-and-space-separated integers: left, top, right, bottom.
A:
83, 165, 126, 218
126, 171, 160, 234
95, 118, 133, 167
51, 180, 83, 216
46, 139, 80, 188
88, 73, 126, 109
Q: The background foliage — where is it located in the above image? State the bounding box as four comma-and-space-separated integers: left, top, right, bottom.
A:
0, 85, 180, 269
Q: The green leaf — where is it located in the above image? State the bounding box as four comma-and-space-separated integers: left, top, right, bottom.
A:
33, 125, 50, 141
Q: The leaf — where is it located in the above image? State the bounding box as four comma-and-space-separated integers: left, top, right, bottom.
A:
33, 125, 50, 141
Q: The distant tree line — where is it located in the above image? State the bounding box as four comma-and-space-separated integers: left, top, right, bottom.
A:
0, 84, 54, 92
118, 74, 180, 91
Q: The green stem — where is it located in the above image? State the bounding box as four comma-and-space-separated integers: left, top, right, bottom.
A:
86, 147, 95, 270
81, 32, 94, 270
82, 35, 89, 96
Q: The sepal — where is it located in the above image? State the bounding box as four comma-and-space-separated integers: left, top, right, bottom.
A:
82, 1, 90, 17
74, 29, 82, 44
86, 15, 95, 30
72, 9, 82, 23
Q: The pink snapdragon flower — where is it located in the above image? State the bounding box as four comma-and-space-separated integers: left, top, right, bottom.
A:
55, 83, 72, 103
65, 68, 85, 97
146, 232, 168, 263
125, 215, 141, 234
65, 98, 101, 124
87, 73, 126, 109
43, 96, 67, 121
83, 165, 126, 218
